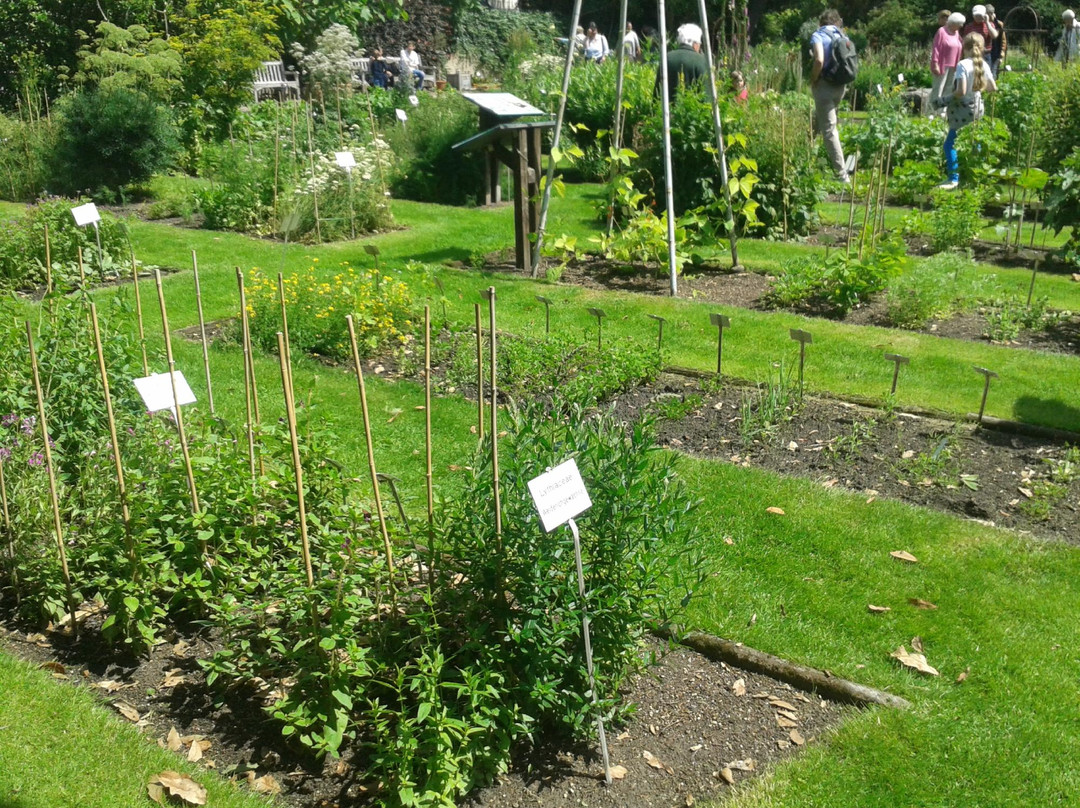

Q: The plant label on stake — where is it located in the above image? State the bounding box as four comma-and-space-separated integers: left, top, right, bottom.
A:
789, 328, 813, 396
133, 371, 197, 421
71, 202, 106, 282
710, 313, 731, 376
334, 151, 356, 171
395, 108, 408, 126
527, 459, 612, 785
646, 313, 666, 352
884, 352, 910, 395
587, 307, 606, 350
408, 94, 420, 106
973, 367, 998, 423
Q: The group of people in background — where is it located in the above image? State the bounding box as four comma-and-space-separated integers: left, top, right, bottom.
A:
366, 42, 426, 90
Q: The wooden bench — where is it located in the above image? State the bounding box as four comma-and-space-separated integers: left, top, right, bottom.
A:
253, 60, 300, 102
350, 57, 371, 88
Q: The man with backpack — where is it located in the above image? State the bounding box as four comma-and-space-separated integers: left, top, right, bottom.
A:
809, 9, 857, 183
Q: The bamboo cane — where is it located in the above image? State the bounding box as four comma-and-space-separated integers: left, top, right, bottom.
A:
487, 288, 502, 542
846, 152, 860, 257
345, 316, 395, 581
0, 444, 17, 602
25, 322, 78, 636
235, 269, 257, 479
77, 246, 86, 288
273, 103, 281, 224
858, 152, 880, 260
276, 332, 315, 588
192, 252, 215, 414
873, 138, 894, 251
305, 105, 322, 243
153, 270, 201, 522
43, 221, 52, 294
475, 304, 484, 441
89, 302, 136, 576
131, 251, 149, 377
277, 272, 294, 394
781, 108, 789, 240
1012, 128, 1038, 253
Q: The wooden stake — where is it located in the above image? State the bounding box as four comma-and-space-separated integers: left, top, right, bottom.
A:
846, 152, 860, 257
276, 332, 315, 588
858, 152, 879, 260
475, 304, 484, 441
277, 272, 294, 394
485, 288, 502, 541
43, 221, 52, 294
424, 305, 434, 584
89, 302, 136, 576
305, 105, 322, 243
873, 139, 894, 250
345, 316, 395, 580
780, 109, 788, 240
77, 246, 86, 288
236, 269, 258, 479
0, 442, 17, 602
192, 251, 215, 414
153, 270, 201, 521
131, 251, 149, 377
25, 322, 78, 636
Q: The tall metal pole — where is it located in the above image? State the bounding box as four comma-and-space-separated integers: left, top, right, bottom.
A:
657, 0, 679, 296
531, 0, 585, 273
605, 0, 632, 238
696, 0, 741, 269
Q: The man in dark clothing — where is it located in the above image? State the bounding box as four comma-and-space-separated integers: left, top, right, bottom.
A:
655, 23, 708, 97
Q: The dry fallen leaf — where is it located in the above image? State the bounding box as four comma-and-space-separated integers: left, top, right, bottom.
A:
777, 715, 798, 729
890, 645, 940, 676
607, 764, 629, 781
909, 598, 938, 610
911, 636, 925, 653
731, 678, 746, 696
616, 730, 631, 741
162, 669, 186, 688
147, 782, 166, 805
868, 604, 891, 613
718, 767, 735, 784
96, 679, 125, 693
786, 441, 798, 452
1018, 487, 1033, 498
789, 729, 805, 746
766, 506, 785, 515
148, 771, 207, 806
643, 750, 673, 774
187, 739, 210, 763
890, 550, 918, 563
728, 759, 755, 772
251, 774, 282, 795
39, 661, 66, 674
776, 739, 792, 750
115, 702, 140, 722
956, 667, 970, 684
685, 794, 695, 806
769, 699, 797, 711
901, 450, 915, 459
777, 709, 800, 723
166, 727, 182, 752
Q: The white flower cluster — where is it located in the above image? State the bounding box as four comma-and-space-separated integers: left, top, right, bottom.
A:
518, 54, 565, 79
294, 138, 395, 198
290, 23, 360, 91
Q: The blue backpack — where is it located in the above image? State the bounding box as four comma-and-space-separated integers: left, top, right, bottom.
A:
823, 31, 859, 85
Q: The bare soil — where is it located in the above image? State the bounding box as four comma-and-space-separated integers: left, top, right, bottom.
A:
0, 623, 848, 808
612, 372, 1080, 545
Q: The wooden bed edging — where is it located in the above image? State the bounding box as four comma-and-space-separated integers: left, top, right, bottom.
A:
652, 625, 913, 711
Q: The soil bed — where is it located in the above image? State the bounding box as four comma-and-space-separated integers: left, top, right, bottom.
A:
613, 372, 1080, 545
0, 624, 848, 808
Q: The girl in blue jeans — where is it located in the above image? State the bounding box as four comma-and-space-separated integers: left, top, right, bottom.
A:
939, 33, 997, 189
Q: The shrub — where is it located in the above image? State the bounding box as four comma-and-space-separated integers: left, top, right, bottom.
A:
884, 251, 988, 328
452, 8, 562, 75
1038, 62, 1080, 169
49, 86, 178, 199
903, 187, 986, 253
0, 113, 50, 202
0, 197, 131, 288
245, 260, 415, 361
1043, 148, 1080, 269
72, 21, 182, 103
290, 23, 360, 99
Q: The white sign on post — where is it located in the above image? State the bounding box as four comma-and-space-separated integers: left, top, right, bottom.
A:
334, 151, 356, 169
527, 458, 592, 532
395, 108, 408, 123
408, 94, 420, 107
133, 371, 197, 417
897, 72, 905, 83
71, 202, 101, 227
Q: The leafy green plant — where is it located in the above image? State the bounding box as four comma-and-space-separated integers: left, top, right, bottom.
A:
740, 361, 801, 442
828, 419, 877, 460
904, 188, 986, 254
982, 294, 1059, 343
652, 393, 703, 420
884, 251, 990, 329
1043, 148, 1080, 269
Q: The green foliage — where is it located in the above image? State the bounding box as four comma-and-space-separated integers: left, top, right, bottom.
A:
862, 1, 926, 48
740, 360, 801, 443
1043, 148, 1080, 268
72, 22, 182, 102
0, 113, 50, 201
764, 235, 906, 315
175, 1, 280, 140
245, 260, 415, 361
1038, 62, 1080, 169
955, 117, 1011, 185
982, 294, 1059, 342
652, 392, 703, 420
276, 0, 406, 51
388, 93, 485, 206
884, 251, 990, 329
0, 197, 130, 288
49, 86, 178, 199
903, 188, 986, 254
452, 8, 561, 74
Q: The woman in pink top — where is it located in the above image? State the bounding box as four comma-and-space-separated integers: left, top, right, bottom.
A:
931, 12, 965, 112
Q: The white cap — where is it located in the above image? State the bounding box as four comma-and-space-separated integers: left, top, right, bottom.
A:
948, 12, 966, 25
1064, 9, 1076, 19
677, 23, 703, 46
972, 4, 987, 17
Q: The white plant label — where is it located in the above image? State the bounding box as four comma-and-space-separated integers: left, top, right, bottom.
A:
528, 458, 592, 532
408, 94, 420, 106
395, 108, 408, 122
134, 371, 196, 416
334, 151, 356, 169
897, 72, 904, 83
71, 202, 101, 226
876, 83, 884, 94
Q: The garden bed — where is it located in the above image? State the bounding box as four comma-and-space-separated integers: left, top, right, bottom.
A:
0, 624, 848, 808
613, 373, 1080, 546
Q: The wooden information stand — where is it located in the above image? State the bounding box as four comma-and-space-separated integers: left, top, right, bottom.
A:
453, 93, 555, 275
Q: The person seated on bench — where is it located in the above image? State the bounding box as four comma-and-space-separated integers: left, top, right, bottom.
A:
371, 49, 389, 88
399, 42, 425, 89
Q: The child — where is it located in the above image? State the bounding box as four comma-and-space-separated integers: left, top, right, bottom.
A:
370, 49, 389, 89
939, 32, 996, 189
731, 70, 748, 102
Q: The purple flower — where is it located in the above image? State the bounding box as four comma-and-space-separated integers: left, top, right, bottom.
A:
28, 451, 44, 467
0, 446, 10, 462
20, 416, 36, 436
1, 414, 16, 428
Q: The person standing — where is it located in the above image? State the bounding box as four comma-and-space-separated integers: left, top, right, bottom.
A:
623, 22, 642, 62
655, 23, 708, 97
961, 5, 998, 62
939, 32, 997, 190
931, 12, 965, 112
1056, 9, 1080, 62
985, 5, 1006, 74
399, 42, 425, 89
583, 22, 610, 64
809, 9, 851, 183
